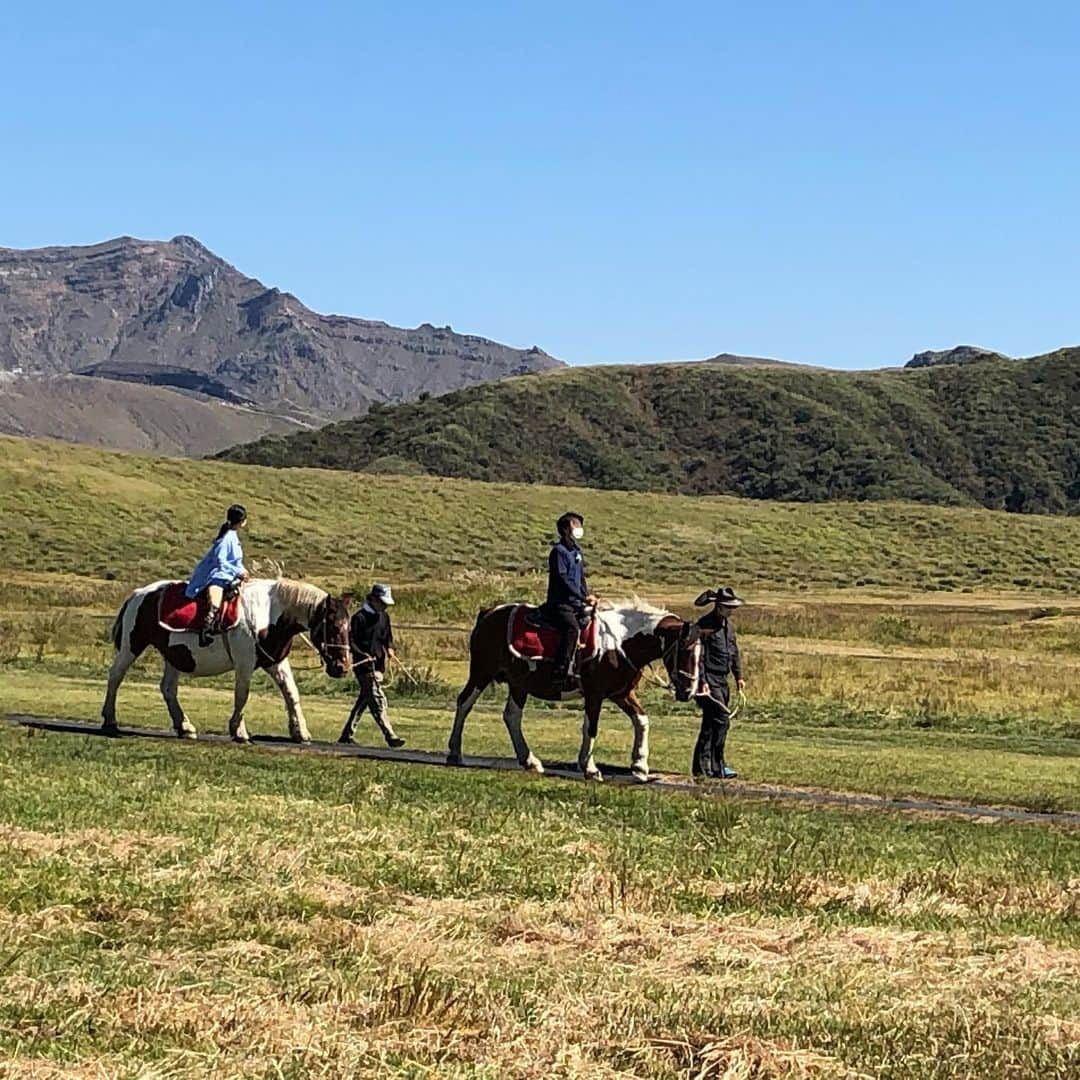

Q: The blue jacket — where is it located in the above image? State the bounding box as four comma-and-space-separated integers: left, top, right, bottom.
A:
185, 530, 246, 598
546, 539, 589, 610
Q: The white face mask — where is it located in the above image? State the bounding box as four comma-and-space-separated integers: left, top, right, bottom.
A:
571, 526, 585, 541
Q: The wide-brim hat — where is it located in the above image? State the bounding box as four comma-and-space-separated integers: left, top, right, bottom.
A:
694, 586, 744, 608
370, 583, 395, 606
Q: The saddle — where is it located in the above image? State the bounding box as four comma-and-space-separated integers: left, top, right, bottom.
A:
158, 582, 242, 634
508, 604, 598, 663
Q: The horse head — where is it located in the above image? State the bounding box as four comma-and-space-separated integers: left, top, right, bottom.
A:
656, 615, 702, 702
310, 593, 353, 679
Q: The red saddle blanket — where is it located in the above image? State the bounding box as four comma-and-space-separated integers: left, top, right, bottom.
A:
507, 604, 599, 662
158, 582, 241, 634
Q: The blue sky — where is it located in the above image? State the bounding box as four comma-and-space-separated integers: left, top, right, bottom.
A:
2, 1, 1078, 368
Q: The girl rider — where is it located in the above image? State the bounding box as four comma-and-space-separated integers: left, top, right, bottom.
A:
186, 503, 250, 646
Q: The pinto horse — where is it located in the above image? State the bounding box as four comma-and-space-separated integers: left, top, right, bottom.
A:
102, 578, 352, 743
447, 601, 701, 781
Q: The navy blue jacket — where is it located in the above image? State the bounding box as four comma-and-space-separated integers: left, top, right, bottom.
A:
546, 539, 589, 611
696, 610, 742, 686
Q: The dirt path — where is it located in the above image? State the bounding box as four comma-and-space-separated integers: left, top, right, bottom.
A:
6, 714, 1079, 828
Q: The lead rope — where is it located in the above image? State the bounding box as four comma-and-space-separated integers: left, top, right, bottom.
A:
637, 640, 746, 719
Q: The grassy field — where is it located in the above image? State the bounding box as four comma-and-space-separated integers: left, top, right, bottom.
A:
0, 436, 1078, 1075
5, 434, 1080, 592
0, 720, 1076, 1078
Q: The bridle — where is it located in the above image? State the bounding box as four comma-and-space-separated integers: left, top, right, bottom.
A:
255, 600, 351, 672
635, 624, 699, 696
306, 602, 352, 672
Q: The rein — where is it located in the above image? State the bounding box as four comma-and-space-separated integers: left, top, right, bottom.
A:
632, 630, 746, 718
253, 591, 350, 672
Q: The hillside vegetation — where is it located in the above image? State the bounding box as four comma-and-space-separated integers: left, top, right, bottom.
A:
3, 436, 1080, 594
222, 349, 1080, 514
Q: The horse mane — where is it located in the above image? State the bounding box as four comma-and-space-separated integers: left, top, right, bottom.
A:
271, 578, 328, 619
596, 596, 675, 646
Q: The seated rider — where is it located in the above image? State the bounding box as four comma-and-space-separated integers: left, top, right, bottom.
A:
542, 511, 597, 688
185, 503, 250, 646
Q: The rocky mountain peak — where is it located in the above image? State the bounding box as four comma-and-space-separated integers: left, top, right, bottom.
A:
0, 236, 563, 425
905, 345, 1012, 369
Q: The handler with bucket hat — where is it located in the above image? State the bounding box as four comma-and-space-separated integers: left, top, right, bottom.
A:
339, 583, 405, 748
691, 586, 746, 779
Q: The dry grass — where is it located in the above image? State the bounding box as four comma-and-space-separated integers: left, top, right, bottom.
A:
1, 441, 1079, 1075
0, 716, 1076, 1078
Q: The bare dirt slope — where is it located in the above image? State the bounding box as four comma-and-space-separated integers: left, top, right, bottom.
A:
0, 374, 302, 455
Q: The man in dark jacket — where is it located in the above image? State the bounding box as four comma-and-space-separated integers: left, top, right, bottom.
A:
339, 583, 405, 748
691, 586, 746, 779
543, 511, 597, 688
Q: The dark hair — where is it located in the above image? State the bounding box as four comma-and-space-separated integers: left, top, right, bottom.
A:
215, 503, 247, 540
556, 511, 584, 534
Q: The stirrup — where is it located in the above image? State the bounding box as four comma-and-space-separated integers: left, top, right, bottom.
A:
199, 606, 220, 647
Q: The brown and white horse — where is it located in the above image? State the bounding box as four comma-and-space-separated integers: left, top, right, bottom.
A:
102, 578, 352, 743
447, 601, 701, 781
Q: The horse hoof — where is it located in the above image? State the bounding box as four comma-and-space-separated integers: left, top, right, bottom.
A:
523, 758, 545, 774
176, 729, 198, 741
583, 769, 604, 782
100, 721, 119, 737
631, 767, 650, 783
446, 753, 463, 766
232, 735, 250, 745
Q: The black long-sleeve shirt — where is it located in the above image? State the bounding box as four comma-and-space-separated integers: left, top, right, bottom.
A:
350, 604, 394, 672
696, 610, 741, 687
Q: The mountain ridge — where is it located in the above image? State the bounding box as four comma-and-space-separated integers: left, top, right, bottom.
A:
0, 235, 562, 426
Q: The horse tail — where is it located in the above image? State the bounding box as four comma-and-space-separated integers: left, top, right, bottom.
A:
110, 595, 133, 651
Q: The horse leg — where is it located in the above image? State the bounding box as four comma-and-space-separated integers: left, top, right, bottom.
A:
502, 686, 542, 773
101, 599, 147, 733
447, 676, 487, 764
160, 662, 197, 740
101, 646, 137, 734
578, 695, 604, 781
228, 664, 254, 743
265, 658, 311, 744
612, 690, 650, 780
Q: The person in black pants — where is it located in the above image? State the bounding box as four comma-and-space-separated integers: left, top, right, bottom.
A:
339, 583, 405, 748
691, 586, 746, 779
542, 511, 597, 688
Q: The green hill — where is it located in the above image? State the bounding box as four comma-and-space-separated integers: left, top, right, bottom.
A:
3, 436, 1079, 595
221, 350, 1080, 514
